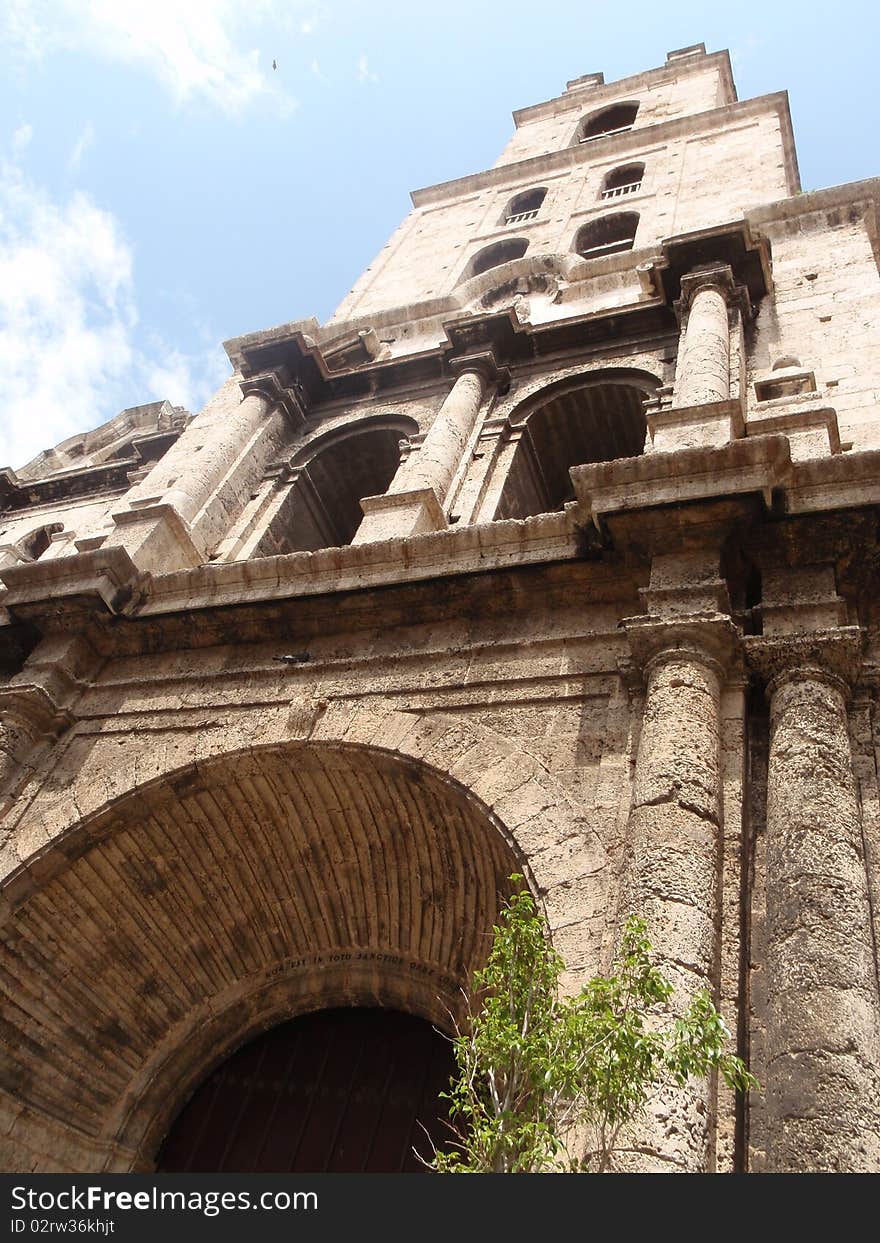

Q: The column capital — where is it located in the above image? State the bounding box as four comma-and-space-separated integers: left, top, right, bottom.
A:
238, 368, 307, 428
447, 350, 510, 390
0, 684, 72, 741
676, 263, 751, 321
745, 626, 863, 697
622, 613, 742, 684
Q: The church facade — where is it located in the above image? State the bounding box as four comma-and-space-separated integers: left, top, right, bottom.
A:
1, 43, 879, 1172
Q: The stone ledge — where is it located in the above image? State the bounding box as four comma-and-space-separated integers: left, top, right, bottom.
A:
784, 450, 880, 513
746, 402, 841, 457
355, 486, 447, 540
647, 396, 745, 446
136, 511, 578, 616
570, 433, 792, 525
0, 548, 146, 618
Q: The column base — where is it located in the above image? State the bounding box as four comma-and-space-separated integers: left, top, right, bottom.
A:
107, 503, 204, 573
647, 397, 745, 452
352, 488, 447, 545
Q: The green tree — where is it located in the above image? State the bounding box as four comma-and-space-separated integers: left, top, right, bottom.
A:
430, 876, 755, 1173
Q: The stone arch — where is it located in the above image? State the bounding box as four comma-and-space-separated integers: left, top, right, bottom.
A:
0, 522, 64, 570
500, 186, 547, 225
0, 709, 606, 1171
573, 101, 639, 144
492, 368, 659, 519
459, 237, 529, 284
600, 163, 645, 201
257, 415, 420, 556
287, 413, 418, 470
574, 211, 640, 259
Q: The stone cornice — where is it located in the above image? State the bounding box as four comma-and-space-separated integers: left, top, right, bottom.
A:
509, 51, 736, 129
410, 94, 796, 209
0, 429, 187, 514
225, 300, 675, 404
749, 178, 880, 231
129, 512, 579, 619
570, 434, 792, 527
654, 219, 773, 307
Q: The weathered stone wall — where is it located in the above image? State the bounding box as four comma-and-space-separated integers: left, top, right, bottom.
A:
0, 575, 646, 1170
751, 202, 880, 448
332, 105, 789, 321
1, 44, 879, 1176
493, 60, 732, 168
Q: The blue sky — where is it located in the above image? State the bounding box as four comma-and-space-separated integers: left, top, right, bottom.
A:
1, 0, 877, 469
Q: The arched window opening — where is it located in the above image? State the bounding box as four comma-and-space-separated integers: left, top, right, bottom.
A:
502, 187, 547, 226
463, 237, 529, 282
157, 1008, 455, 1173
575, 212, 639, 259
256, 426, 409, 555
576, 102, 639, 144
17, 523, 63, 561
600, 163, 645, 201
494, 376, 654, 520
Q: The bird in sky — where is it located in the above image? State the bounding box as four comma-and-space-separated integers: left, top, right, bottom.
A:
272, 59, 277, 70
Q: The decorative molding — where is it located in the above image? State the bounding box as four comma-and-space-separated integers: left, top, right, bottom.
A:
745, 626, 863, 695
676, 262, 752, 322
239, 369, 307, 428
622, 612, 742, 683
447, 350, 510, 391
0, 684, 73, 743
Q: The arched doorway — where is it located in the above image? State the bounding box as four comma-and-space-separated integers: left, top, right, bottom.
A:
0, 740, 526, 1171
157, 1007, 455, 1173
494, 371, 657, 519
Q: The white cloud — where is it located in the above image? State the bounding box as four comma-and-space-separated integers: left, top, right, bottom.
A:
139, 338, 230, 420
68, 122, 95, 173
11, 123, 33, 153
0, 161, 228, 469
2, 0, 301, 116
356, 53, 378, 86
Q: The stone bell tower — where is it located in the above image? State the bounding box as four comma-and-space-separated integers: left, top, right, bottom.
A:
1, 43, 880, 1173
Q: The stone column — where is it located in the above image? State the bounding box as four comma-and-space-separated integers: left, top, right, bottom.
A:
354, 354, 503, 543
620, 615, 739, 1171
748, 631, 880, 1171
107, 372, 302, 573
673, 268, 733, 408
649, 265, 749, 452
